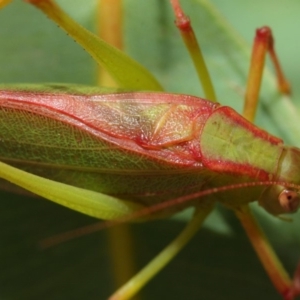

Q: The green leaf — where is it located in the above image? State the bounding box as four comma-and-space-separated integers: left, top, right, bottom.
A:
0, 1, 300, 299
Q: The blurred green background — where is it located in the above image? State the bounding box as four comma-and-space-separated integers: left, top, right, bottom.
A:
0, 1, 300, 299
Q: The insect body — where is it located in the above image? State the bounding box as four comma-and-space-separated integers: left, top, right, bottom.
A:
1, 87, 299, 216
1, 1, 300, 299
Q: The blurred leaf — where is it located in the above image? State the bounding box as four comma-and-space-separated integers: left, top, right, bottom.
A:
0, 0, 300, 299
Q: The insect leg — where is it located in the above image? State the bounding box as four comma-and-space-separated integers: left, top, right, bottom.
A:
235, 26, 298, 298
170, 0, 217, 102
0, 161, 142, 219
97, 0, 123, 87
243, 27, 290, 122
26, 0, 162, 91
235, 205, 292, 297
0, 0, 12, 10
108, 206, 213, 300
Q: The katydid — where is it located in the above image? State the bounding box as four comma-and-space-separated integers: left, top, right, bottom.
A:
0, 0, 300, 299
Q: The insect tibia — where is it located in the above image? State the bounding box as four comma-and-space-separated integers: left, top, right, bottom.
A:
255, 26, 290, 95
244, 25, 290, 121
169, 0, 217, 101
170, 0, 190, 31
283, 261, 300, 300
26, 0, 162, 91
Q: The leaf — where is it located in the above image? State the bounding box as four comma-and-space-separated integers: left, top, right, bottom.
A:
0, 1, 300, 299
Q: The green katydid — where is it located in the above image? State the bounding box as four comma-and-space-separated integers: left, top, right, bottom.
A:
0, 0, 300, 298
